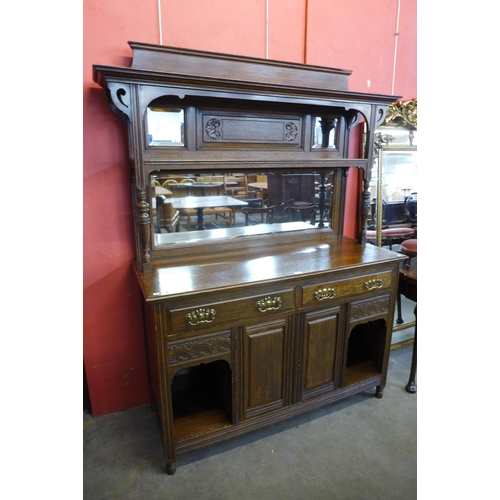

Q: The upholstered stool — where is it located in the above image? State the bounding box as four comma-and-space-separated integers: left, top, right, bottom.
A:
366, 227, 415, 250
400, 238, 417, 270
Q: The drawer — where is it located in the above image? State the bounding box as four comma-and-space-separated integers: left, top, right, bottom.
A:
168, 288, 295, 333
301, 271, 392, 307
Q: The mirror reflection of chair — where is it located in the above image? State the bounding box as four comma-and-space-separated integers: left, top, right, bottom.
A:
284, 200, 318, 225
233, 197, 261, 223
366, 227, 415, 250
405, 194, 417, 229
241, 200, 275, 225
367, 199, 415, 249
224, 175, 250, 199
162, 179, 178, 187
155, 195, 180, 233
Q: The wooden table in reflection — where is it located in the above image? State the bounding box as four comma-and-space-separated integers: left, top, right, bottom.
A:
167, 182, 223, 196
169, 195, 248, 230
248, 182, 267, 190
248, 182, 267, 199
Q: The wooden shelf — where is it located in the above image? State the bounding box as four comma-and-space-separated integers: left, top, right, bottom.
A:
344, 361, 380, 386
174, 407, 232, 443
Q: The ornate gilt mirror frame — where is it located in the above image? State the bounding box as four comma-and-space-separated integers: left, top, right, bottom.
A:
372, 99, 417, 247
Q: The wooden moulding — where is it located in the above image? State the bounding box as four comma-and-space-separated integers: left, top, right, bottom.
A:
129, 42, 352, 92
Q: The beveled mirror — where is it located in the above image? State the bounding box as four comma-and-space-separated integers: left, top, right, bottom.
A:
147, 108, 184, 146
150, 170, 335, 248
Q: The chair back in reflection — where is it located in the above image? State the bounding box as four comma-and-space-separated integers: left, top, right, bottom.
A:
241, 202, 275, 225
284, 200, 318, 225
224, 175, 249, 198
162, 179, 178, 187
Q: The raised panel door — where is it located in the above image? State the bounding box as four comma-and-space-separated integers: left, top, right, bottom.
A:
301, 307, 341, 400
241, 318, 291, 419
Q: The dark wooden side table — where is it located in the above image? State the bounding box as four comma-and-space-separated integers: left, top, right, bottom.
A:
398, 267, 417, 393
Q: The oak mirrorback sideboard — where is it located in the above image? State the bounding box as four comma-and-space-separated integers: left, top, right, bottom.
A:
93, 42, 406, 475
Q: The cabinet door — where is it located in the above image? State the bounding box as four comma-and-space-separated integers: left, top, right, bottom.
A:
241, 318, 291, 419
301, 307, 341, 401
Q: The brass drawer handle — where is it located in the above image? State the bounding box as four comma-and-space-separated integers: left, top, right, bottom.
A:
364, 279, 383, 290
256, 296, 282, 312
314, 288, 337, 300
186, 308, 216, 326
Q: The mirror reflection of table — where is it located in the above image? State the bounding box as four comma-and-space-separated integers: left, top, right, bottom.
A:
248, 182, 267, 190
167, 182, 223, 196
247, 181, 267, 200
170, 196, 248, 230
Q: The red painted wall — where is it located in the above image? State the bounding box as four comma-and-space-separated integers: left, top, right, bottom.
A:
83, 0, 416, 416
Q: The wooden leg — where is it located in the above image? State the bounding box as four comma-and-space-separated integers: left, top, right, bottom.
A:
196, 208, 205, 230
396, 291, 404, 324
405, 305, 417, 393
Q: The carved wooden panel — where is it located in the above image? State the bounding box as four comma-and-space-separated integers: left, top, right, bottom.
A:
168, 331, 231, 365
349, 296, 390, 323
199, 110, 302, 147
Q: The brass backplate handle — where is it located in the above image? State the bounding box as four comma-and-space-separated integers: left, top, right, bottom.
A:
314, 288, 337, 300
364, 279, 383, 290
186, 308, 216, 325
256, 296, 282, 312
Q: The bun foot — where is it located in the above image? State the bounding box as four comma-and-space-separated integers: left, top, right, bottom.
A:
166, 462, 177, 475
405, 381, 416, 393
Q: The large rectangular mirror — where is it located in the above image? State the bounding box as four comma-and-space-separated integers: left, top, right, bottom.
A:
150, 171, 335, 247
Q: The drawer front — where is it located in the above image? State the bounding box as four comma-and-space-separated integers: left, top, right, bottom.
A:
301, 271, 392, 307
168, 288, 295, 333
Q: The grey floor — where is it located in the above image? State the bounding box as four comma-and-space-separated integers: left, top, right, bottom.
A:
83, 344, 416, 500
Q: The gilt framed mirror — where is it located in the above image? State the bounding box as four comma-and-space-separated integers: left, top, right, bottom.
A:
371, 99, 417, 247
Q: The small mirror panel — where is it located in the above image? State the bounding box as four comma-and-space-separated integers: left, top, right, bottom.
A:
313, 117, 338, 149
147, 108, 184, 146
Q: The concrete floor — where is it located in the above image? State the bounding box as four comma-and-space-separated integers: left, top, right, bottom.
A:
83, 345, 416, 500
